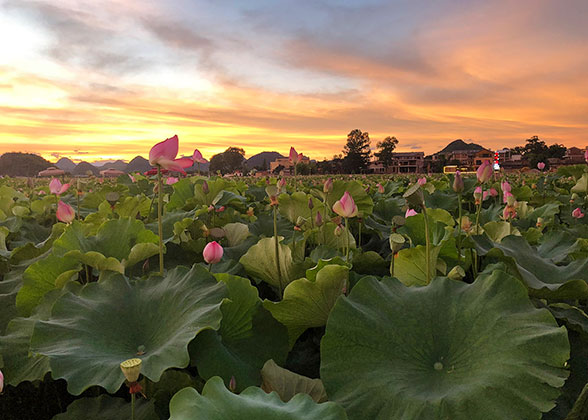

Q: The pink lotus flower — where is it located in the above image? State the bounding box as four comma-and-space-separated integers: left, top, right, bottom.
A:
377, 183, 385, 193
417, 177, 427, 186
289, 147, 303, 164
0, 368, 3, 393
128, 174, 136, 183
572, 208, 585, 219
332, 191, 358, 218
537, 162, 546, 170
166, 177, 179, 185
49, 178, 70, 195
476, 160, 493, 183
504, 192, 516, 206
193, 149, 208, 164
503, 205, 517, 220
474, 186, 483, 204
278, 178, 286, 191
483, 191, 490, 201
149, 135, 193, 174
56, 200, 75, 223
38, 190, 46, 195
489, 188, 498, 197
405, 209, 418, 218
203, 241, 223, 264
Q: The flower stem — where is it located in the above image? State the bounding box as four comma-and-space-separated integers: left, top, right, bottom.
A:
422, 205, 431, 284
157, 166, 164, 276
131, 392, 135, 420
456, 193, 462, 263
345, 217, 350, 261
273, 206, 283, 298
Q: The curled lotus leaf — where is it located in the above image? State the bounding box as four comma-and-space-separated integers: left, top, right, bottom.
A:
321, 273, 569, 420
168, 376, 348, 420
30, 265, 226, 395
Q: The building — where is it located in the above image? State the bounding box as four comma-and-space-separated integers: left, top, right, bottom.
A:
269, 156, 311, 175
38, 167, 65, 177
100, 168, 126, 177
564, 147, 587, 164
369, 152, 425, 174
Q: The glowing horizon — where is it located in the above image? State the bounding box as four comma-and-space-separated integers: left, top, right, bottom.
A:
1, 0, 587, 163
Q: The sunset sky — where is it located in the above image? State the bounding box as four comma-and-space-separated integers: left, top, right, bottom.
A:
1, 0, 587, 163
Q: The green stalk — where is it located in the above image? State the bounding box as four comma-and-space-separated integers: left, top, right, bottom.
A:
157, 166, 164, 276
131, 392, 135, 420
273, 206, 284, 298
456, 193, 463, 263
76, 180, 81, 221
473, 198, 482, 276
422, 205, 431, 284
358, 219, 362, 249
345, 217, 350, 261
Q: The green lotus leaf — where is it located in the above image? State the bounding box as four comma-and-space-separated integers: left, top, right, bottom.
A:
320, 222, 356, 250
264, 264, 349, 346
351, 251, 389, 276
9, 223, 66, 265
483, 221, 521, 243
571, 173, 588, 194
279, 192, 314, 224
392, 244, 441, 286
223, 222, 250, 247
537, 231, 583, 264
474, 234, 588, 299
321, 273, 570, 420
30, 265, 227, 394
53, 218, 159, 273
239, 236, 307, 288
190, 273, 288, 391
145, 369, 201, 419
16, 253, 82, 316
168, 377, 348, 420
53, 395, 158, 420
261, 359, 327, 403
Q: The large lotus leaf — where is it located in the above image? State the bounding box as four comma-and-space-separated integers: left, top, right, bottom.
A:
16, 254, 81, 316
483, 221, 521, 243
264, 264, 349, 346
571, 173, 588, 194
371, 196, 404, 223
30, 265, 226, 394
169, 376, 348, 420
321, 274, 569, 420
400, 213, 452, 247
239, 236, 307, 288
392, 244, 441, 286
323, 180, 373, 216
223, 222, 250, 247
53, 218, 159, 273
249, 213, 295, 240
474, 234, 588, 299
261, 359, 327, 403
53, 395, 158, 420
9, 223, 66, 264
537, 231, 583, 264
351, 251, 389, 276
279, 192, 314, 224
320, 222, 356, 251
145, 369, 201, 419
190, 273, 288, 391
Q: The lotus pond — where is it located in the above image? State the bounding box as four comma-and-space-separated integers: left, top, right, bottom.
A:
1, 165, 588, 420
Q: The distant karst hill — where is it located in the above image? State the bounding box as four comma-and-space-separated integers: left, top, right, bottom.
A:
55, 157, 76, 172
437, 139, 485, 155
0, 152, 53, 177
246, 151, 284, 170
126, 156, 152, 173
72, 161, 99, 176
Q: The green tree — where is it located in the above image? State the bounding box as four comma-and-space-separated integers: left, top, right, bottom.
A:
209, 147, 246, 174
374, 136, 399, 168
342, 129, 371, 173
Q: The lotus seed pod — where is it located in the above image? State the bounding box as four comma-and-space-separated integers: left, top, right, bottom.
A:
120, 358, 142, 383
389, 233, 405, 253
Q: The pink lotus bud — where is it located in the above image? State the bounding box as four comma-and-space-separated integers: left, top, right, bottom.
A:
572, 208, 585, 219
417, 177, 426, 186
128, 174, 136, 183
332, 191, 358, 218
489, 188, 498, 197
503, 205, 517, 220
229, 376, 237, 392
474, 186, 483, 199
453, 171, 464, 193
56, 200, 75, 224
0, 369, 3, 393
193, 149, 208, 164
38, 190, 46, 195
308, 197, 314, 210
483, 191, 490, 201
405, 209, 418, 218
476, 160, 493, 183
278, 178, 286, 191
289, 147, 299, 164
203, 241, 223, 264
166, 177, 179, 185
334, 224, 343, 236
149, 135, 192, 174
49, 178, 70, 195
501, 181, 511, 194
537, 162, 545, 170
215, 206, 225, 213
315, 211, 323, 227
377, 183, 385, 194
202, 180, 209, 194
323, 178, 333, 193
